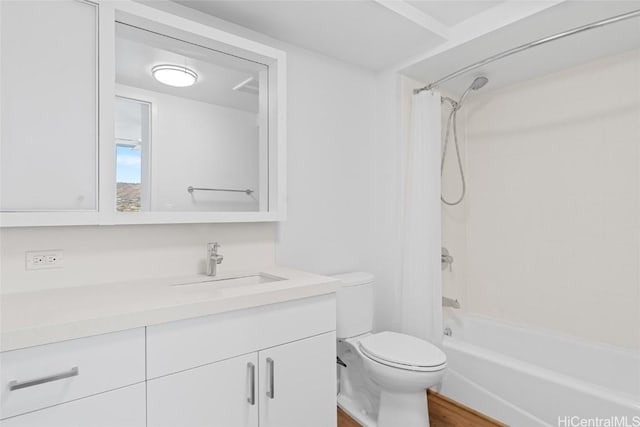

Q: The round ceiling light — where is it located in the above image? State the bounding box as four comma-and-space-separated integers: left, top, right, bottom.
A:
151, 64, 198, 87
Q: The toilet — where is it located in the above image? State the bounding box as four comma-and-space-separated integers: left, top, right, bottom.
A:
334, 272, 446, 427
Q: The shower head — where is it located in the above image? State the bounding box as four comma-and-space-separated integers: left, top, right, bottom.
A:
457, 76, 489, 108
469, 76, 488, 90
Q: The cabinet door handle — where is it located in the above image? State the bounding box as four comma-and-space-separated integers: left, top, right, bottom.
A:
247, 362, 255, 405
8, 367, 79, 391
266, 357, 274, 399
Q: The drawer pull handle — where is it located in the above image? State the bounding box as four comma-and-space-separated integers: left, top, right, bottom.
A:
266, 357, 274, 399
247, 362, 255, 405
8, 367, 79, 391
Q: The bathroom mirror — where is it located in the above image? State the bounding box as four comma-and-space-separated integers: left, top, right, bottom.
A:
115, 22, 268, 213
0, 1, 286, 226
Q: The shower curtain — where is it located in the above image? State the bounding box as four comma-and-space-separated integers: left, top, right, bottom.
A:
399, 90, 443, 345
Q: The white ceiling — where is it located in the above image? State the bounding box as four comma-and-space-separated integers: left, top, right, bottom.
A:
174, 0, 640, 94
402, 1, 640, 95
116, 22, 263, 112
176, 0, 449, 69
407, 0, 504, 26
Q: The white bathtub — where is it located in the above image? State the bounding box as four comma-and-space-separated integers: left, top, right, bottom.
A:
439, 315, 640, 426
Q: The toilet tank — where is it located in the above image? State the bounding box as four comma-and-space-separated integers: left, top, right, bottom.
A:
333, 272, 374, 339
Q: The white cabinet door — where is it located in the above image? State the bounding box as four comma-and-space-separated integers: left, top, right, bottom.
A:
147, 352, 258, 427
259, 332, 336, 427
0, 383, 145, 427
0, 0, 98, 211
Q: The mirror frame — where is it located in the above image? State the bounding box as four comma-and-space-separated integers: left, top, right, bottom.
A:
0, 0, 286, 227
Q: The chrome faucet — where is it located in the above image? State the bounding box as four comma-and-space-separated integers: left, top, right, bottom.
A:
206, 242, 223, 276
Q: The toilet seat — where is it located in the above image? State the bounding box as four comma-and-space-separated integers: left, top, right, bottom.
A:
358, 331, 446, 372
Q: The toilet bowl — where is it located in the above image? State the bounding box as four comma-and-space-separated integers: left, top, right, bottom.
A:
357, 331, 446, 426
334, 273, 446, 427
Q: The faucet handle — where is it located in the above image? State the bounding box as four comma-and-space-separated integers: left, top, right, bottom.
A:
208, 242, 221, 253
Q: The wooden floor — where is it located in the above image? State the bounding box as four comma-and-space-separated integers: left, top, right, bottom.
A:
427, 391, 507, 427
337, 407, 363, 427
337, 390, 507, 427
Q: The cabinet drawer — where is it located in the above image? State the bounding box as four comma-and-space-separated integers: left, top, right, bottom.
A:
147, 294, 336, 378
0, 328, 145, 419
0, 383, 146, 427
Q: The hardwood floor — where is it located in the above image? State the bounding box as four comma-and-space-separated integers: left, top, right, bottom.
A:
427, 390, 507, 427
337, 408, 362, 427
336, 390, 507, 427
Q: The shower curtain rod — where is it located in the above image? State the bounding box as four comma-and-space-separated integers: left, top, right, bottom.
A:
414, 8, 640, 94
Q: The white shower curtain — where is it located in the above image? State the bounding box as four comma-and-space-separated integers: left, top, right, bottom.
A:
399, 90, 443, 345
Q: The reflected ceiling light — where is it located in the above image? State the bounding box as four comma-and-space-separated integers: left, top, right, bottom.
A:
151, 64, 198, 87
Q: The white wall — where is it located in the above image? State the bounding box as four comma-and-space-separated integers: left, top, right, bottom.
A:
273, 46, 376, 273
0, 223, 274, 293
368, 71, 403, 332
133, 2, 403, 331
272, 58, 402, 332
449, 49, 640, 350
1, 0, 400, 321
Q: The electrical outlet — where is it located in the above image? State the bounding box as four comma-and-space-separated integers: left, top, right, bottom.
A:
25, 250, 64, 270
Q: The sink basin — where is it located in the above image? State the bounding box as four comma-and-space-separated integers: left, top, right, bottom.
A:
171, 273, 285, 288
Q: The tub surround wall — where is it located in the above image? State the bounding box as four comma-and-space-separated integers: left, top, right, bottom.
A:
446, 48, 640, 350
439, 87, 469, 319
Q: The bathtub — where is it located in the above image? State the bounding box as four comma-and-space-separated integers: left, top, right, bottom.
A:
439, 315, 640, 426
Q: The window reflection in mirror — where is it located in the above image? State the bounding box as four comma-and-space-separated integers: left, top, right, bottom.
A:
115, 97, 151, 212
115, 22, 268, 213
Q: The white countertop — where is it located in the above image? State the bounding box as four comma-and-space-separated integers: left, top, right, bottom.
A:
0, 267, 340, 352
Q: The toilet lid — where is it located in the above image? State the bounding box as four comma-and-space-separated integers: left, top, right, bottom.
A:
358, 332, 446, 369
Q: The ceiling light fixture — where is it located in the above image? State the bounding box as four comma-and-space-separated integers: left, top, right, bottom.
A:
151, 64, 198, 87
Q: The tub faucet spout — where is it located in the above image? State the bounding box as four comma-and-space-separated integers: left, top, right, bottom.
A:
442, 297, 461, 309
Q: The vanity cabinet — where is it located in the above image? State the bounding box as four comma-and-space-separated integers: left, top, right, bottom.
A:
0, 329, 145, 425
1, 294, 336, 427
258, 332, 336, 427
147, 333, 336, 427
0, 384, 146, 427
148, 353, 259, 427
146, 294, 337, 427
